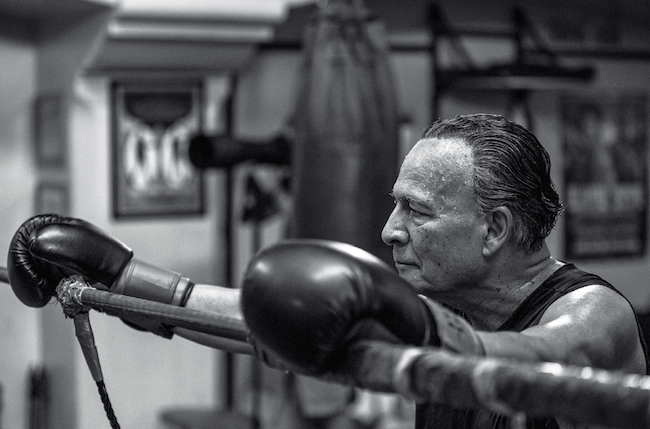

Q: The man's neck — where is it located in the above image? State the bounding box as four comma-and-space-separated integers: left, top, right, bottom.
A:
451, 246, 565, 331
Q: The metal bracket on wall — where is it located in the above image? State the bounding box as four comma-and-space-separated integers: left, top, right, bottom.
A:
429, 3, 595, 122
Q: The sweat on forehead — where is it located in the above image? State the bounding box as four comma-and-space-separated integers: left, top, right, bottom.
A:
406, 137, 474, 173
395, 137, 475, 199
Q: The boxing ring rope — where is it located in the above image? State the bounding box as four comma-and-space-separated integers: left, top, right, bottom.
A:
55, 276, 248, 343
73, 311, 121, 429
3, 271, 650, 428
339, 342, 650, 428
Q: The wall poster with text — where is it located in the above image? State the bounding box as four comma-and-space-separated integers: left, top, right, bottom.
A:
112, 80, 204, 218
563, 93, 648, 259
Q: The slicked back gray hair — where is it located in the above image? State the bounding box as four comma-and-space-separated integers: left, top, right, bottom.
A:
420, 114, 564, 253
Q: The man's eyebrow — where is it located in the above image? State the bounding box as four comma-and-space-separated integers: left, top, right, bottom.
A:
389, 189, 429, 208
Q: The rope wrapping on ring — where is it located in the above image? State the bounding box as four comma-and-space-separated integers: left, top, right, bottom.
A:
336, 341, 650, 429
75, 312, 121, 429
9, 270, 650, 427
52, 276, 252, 429
56, 278, 122, 429
58, 281, 249, 343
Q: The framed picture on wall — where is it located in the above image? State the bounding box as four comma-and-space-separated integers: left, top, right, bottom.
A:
34, 94, 66, 167
111, 80, 205, 218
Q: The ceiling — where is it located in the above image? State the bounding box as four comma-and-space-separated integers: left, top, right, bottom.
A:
0, 0, 647, 61
1, 0, 649, 42
266, 0, 650, 57
0, 0, 113, 23
0, 0, 315, 23
2, 0, 649, 29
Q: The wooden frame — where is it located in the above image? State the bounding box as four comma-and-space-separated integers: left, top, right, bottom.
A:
111, 80, 204, 218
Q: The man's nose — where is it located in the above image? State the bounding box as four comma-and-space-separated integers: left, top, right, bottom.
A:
381, 207, 408, 246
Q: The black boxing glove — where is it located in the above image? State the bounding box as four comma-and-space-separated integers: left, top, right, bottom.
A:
7, 214, 194, 338
241, 240, 484, 375
240, 240, 430, 374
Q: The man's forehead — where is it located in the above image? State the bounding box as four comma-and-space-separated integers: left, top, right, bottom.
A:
393, 137, 474, 197
401, 138, 473, 178
410, 137, 472, 163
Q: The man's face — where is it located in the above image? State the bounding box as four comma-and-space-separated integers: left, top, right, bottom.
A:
381, 137, 487, 299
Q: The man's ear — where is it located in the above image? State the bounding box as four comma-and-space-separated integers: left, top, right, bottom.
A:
482, 207, 512, 256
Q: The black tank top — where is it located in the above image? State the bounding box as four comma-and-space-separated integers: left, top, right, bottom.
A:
415, 263, 650, 429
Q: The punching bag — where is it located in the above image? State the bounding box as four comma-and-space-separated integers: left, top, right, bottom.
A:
290, 0, 399, 264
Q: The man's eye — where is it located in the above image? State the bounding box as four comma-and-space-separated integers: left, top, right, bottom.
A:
409, 206, 423, 216
408, 202, 426, 216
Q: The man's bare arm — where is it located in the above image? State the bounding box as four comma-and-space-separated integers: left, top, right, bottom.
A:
477, 285, 646, 374
168, 281, 646, 378
171, 284, 246, 352
182, 283, 242, 319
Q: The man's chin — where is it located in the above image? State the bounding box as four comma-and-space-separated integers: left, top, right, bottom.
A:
397, 272, 447, 298
395, 268, 427, 292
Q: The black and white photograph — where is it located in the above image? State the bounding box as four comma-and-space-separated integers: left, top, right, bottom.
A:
1, 2, 650, 429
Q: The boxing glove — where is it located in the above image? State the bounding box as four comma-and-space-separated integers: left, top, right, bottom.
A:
7, 214, 194, 338
241, 240, 485, 375
241, 240, 432, 374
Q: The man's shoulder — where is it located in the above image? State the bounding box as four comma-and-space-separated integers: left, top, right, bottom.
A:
540, 284, 646, 374
541, 284, 634, 325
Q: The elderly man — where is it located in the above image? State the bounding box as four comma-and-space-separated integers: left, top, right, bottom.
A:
9, 114, 648, 429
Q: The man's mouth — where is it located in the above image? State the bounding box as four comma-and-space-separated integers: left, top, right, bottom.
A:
394, 261, 417, 268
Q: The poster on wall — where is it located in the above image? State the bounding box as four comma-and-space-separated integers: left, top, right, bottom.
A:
112, 81, 204, 218
563, 93, 648, 259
